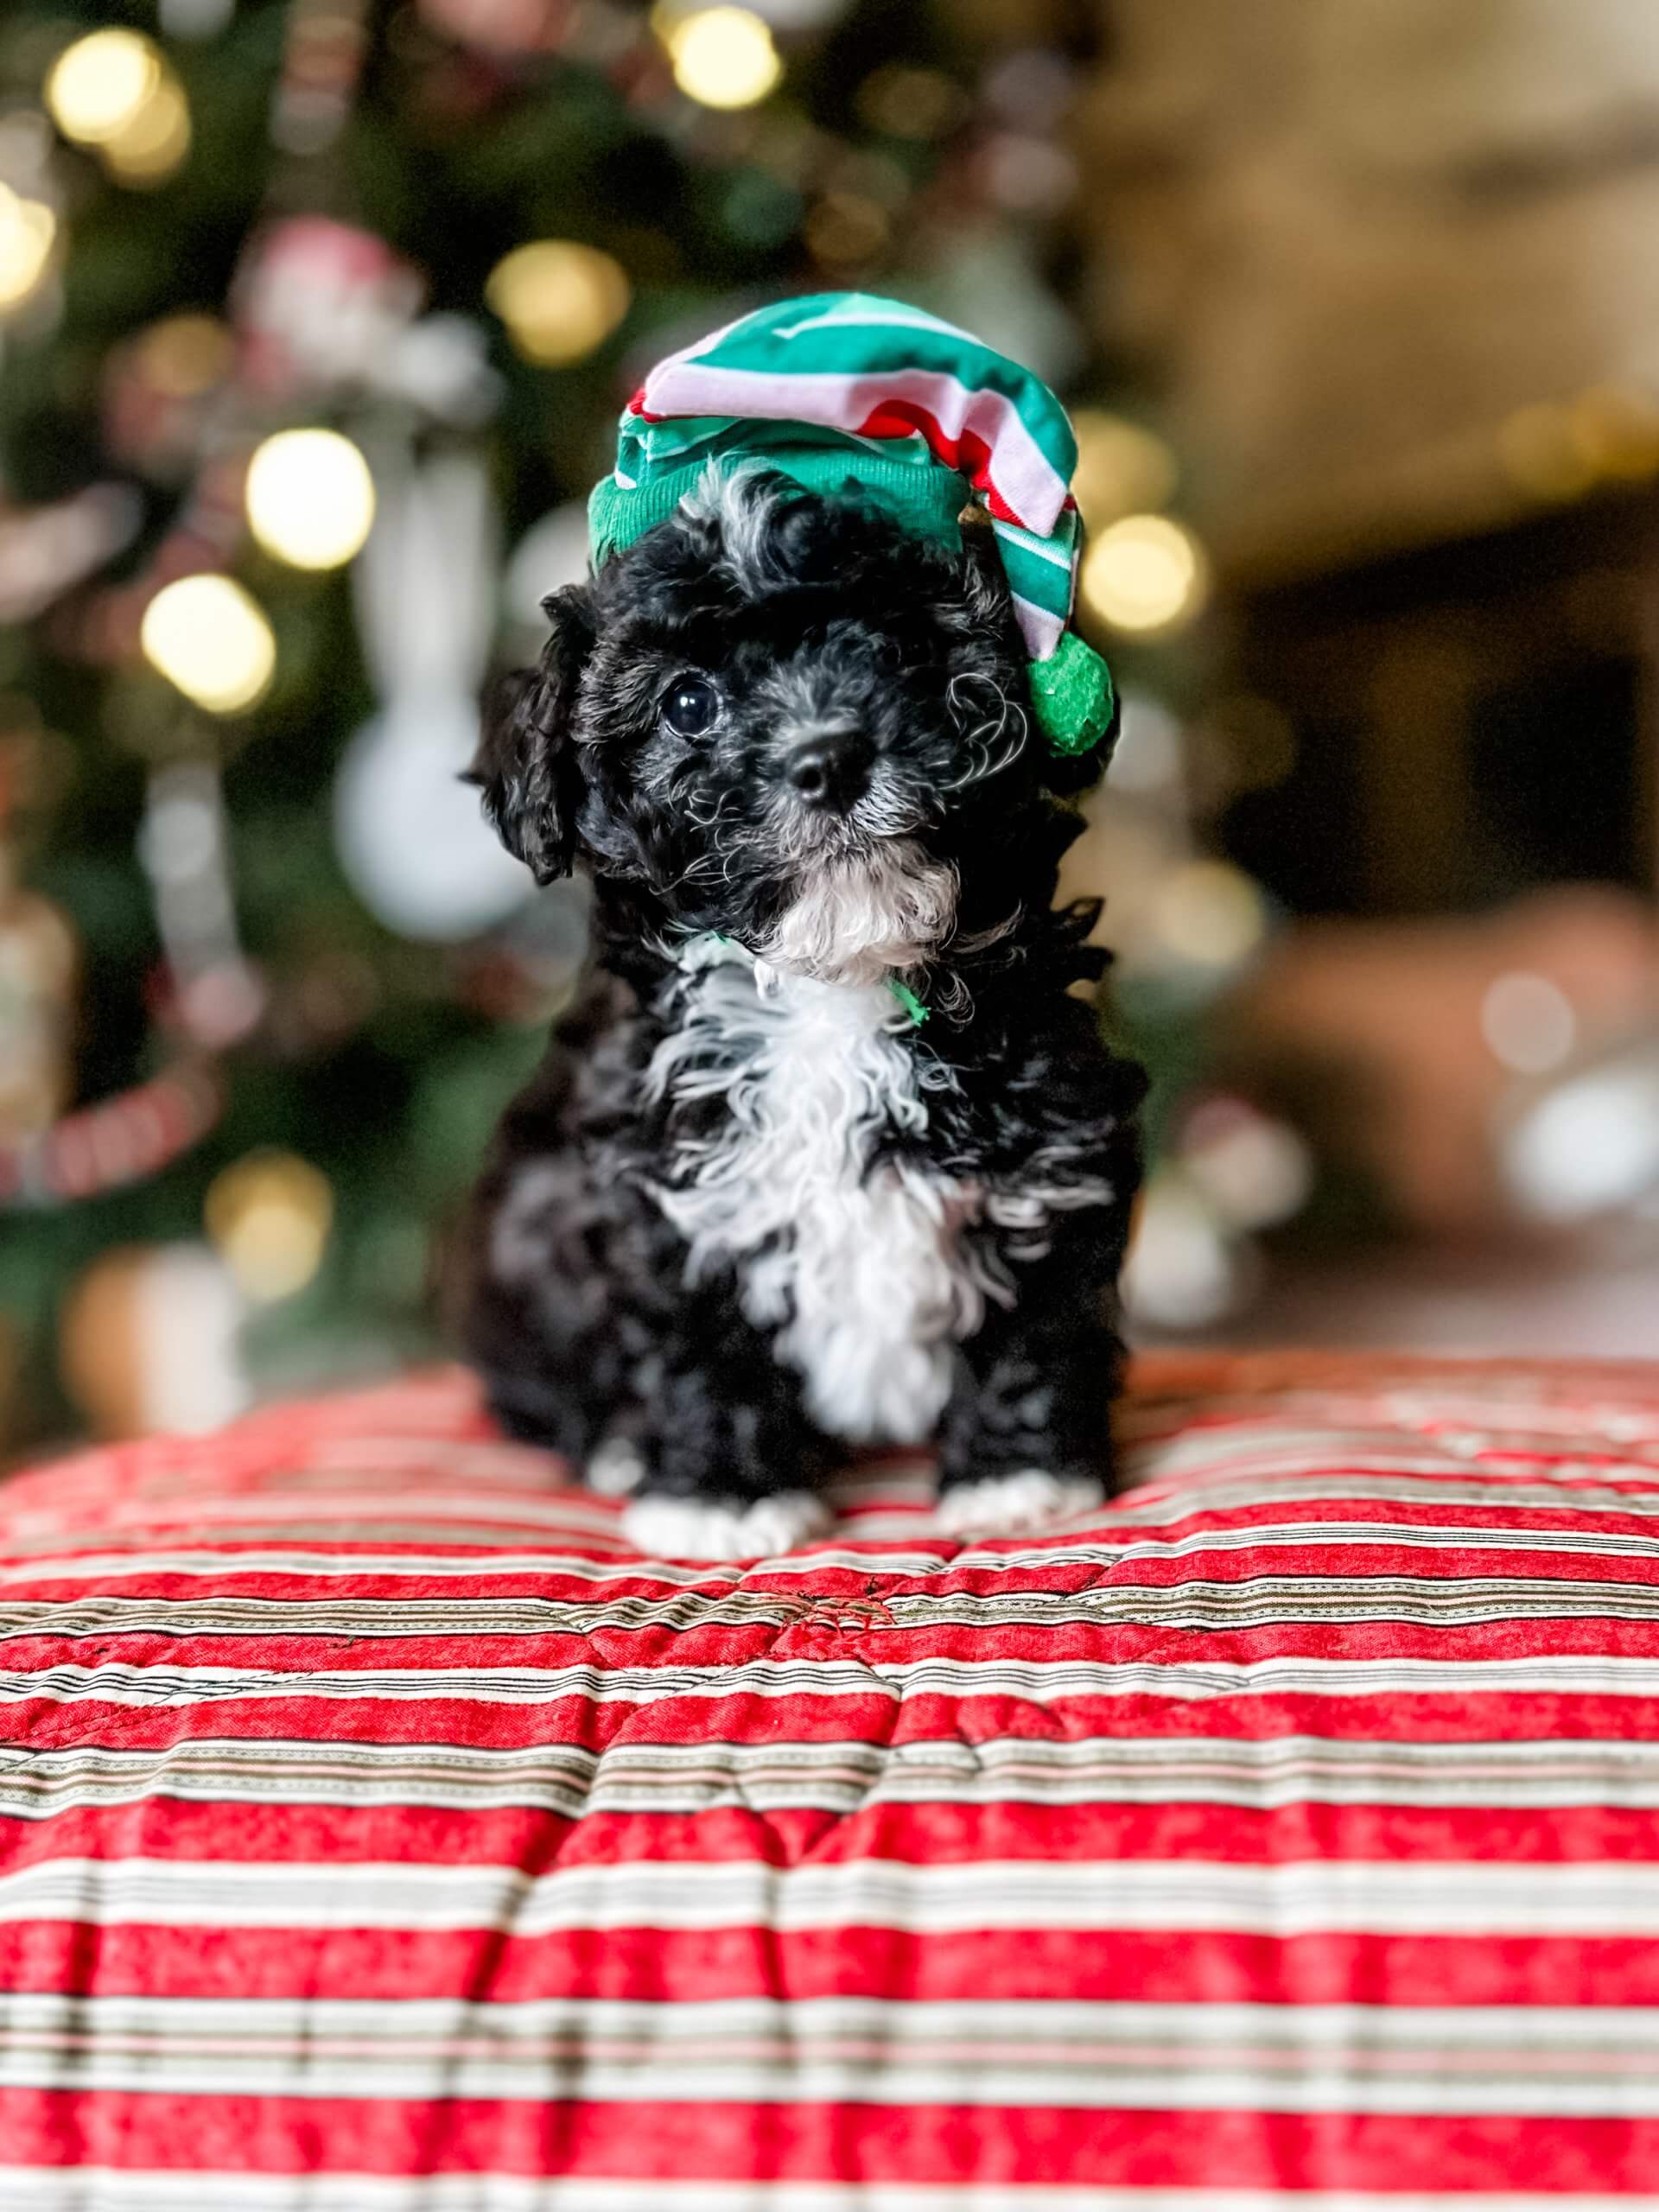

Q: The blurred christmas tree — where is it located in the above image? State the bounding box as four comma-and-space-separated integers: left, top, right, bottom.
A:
3, 0, 1223, 1450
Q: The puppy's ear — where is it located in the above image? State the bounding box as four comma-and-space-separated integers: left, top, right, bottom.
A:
958, 524, 1111, 798
468, 585, 595, 882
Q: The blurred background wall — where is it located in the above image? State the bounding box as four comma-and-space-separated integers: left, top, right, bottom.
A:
3, 0, 1659, 1454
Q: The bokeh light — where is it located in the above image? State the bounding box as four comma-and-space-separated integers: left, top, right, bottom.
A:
140, 575, 276, 715
205, 1149, 334, 1303
134, 312, 233, 397
1149, 859, 1268, 971
1122, 1167, 1241, 1331
485, 240, 631, 366
45, 29, 162, 146
245, 428, 376, 569
1569, 385, 1659, 480
1481, 970, 1578, 1076
1180, 1096, 1313, 1231
1080, 512, 1209, 635
1497, 402, 1597, 501
1503, 1056, 1659, 1223
664, 6, 783, 110
1499, 386, 1659, 501
1071, 410, 1179, 528
0, 186, 55, 314
804, 191, 889, 268
855, 63, 964, 141
102, 72, 192, 186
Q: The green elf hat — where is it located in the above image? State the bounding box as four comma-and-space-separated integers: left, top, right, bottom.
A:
588, 292, 1116, 762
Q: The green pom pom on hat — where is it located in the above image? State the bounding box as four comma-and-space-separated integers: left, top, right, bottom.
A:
590, 292, 1118, 764
1029, 628, 1116, 759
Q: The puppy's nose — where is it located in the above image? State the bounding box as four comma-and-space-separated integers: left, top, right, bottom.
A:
786, 732, 872, 813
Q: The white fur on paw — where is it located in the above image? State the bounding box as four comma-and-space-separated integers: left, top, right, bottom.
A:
586, 1435, 646, 1497
934, 1469, 1104, 1538
623, 1490, 831, 1561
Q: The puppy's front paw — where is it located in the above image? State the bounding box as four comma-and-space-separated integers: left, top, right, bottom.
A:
623, 1490, 832, 1561
934, 1468, 1104, 1538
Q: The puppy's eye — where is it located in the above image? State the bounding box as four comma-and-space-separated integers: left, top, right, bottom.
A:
662, 675, 719, 737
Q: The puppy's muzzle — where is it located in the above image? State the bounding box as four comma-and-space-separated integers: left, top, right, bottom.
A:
786, 729, 873, 817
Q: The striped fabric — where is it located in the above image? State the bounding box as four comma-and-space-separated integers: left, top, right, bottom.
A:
4, 1353, 1659, 2205
608, 293, 1082, 659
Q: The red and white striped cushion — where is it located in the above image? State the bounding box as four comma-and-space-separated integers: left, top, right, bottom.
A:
3, 1353, 1659, 2204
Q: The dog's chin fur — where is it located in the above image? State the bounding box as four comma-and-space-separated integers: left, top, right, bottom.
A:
757, 840, 958, 987
460, 471, 1144, 1560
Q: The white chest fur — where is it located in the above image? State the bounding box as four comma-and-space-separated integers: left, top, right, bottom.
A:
645, 949, 998, 1445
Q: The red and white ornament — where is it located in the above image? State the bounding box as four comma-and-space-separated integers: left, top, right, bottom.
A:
417, 0, 573, 52
234, 217, 423, 400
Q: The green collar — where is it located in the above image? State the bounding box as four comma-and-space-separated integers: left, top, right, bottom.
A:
886, 976, 930, 1027
689, 933, 929, 1028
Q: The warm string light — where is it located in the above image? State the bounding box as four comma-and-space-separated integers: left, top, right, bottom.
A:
1071, 410, 1179, 530
140, 575, 276, 715
1068, 414, 1204, 644
0, 185, 55, 314
102, 73, 191, 186
134, 312, 233, 398
44, 28, 191, 188
485, 241, 630, 366
1498, 385, 1659, 503
245, 429, 375, 569
1080, 512, 1209, 637
658, 5, 783, 110
204, 1148, 333, 1302
45, 29, 162, 144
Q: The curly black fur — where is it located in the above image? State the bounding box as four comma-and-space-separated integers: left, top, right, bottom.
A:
458, 470, 1144, 1554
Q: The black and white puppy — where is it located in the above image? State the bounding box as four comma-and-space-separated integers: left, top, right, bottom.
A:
460, 468, 1144, 1558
